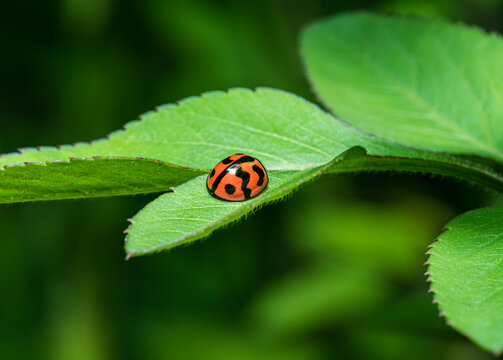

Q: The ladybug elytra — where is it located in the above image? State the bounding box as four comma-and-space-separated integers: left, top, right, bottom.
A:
207, 154, 268, 201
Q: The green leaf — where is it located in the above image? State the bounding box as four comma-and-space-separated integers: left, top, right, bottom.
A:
0, 88, 351, 171
0, 157, 205, 203
124, 158, 337, 257
301, 12, 503, 161
428, 206, 503, 353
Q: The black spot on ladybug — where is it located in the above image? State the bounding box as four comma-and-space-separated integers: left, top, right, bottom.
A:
235, 167, 251, 199
234, 156, 255, 164
225, 184, 235, 195
221, 156, 233, 164
210, 168, 215, 178
252, 164, 265, 186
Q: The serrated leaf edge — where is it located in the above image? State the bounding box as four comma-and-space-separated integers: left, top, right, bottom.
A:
1, 87, 339, 171
0, 155, 208, 172
427, 212, 503, 355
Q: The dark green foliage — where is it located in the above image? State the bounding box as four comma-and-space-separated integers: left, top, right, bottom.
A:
2, 1, 503, 358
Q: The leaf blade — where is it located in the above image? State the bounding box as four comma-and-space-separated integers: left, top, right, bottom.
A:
0, 157, 206, 203
124, 157, 339, 257
428, 206, 503, 352
301, 12, 503, 160
0, 88, 354, 171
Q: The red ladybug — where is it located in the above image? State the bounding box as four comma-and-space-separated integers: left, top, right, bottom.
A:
207, 154, 268, 201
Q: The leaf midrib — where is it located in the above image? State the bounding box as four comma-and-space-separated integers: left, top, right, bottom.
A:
188, 112, 333, 158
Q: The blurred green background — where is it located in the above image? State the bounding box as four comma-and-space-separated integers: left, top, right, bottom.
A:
1, 0, 503, 359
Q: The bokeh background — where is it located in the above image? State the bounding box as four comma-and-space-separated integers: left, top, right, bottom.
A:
1, 0, 503, 359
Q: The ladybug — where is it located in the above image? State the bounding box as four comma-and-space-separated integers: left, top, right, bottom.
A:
207, 154, 268, 201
